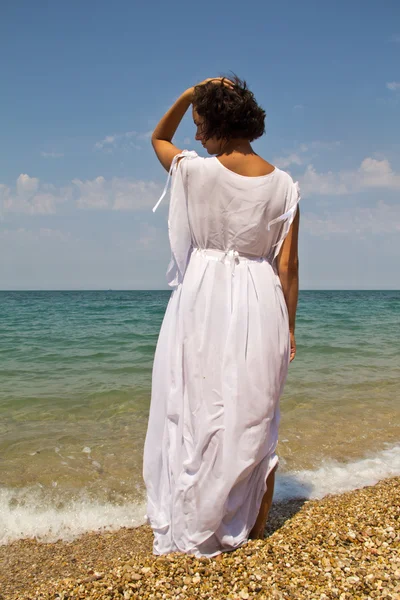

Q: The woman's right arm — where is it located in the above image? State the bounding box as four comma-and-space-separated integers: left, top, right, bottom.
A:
277, 208, 300, 362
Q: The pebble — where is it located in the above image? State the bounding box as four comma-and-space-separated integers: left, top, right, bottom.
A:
1, 477, 399, 600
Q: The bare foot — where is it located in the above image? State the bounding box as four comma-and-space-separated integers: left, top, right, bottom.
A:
248, 528, 264, 540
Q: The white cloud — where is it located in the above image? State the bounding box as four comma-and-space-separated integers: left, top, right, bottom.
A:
300, 164, 349, 195
73, 177, 161, 211
0, 174, 69, 215
95, 130, 154, 151
40, 151, 64, 158
274, 153, 303, 168
300, 157, 400, 196
359, 157, 400, 188
303, 201, 400, 237
73, 176, 109, 209
94, 130, 141, 151
386, 81, 400, 91
96, 135, 117, 148
16, 173, 39, 196
0, 173, 162, 216
137, 130, 153, 141
274, 140, 340, 168
2, 156, 399, 221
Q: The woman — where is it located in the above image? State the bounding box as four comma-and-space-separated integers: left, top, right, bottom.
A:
143, 75, 300, 558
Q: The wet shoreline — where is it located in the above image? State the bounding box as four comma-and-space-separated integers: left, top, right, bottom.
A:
2, 477, 399, 599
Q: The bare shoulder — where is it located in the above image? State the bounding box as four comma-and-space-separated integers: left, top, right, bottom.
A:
217, 153, 276, 177
252, 155, 276, 175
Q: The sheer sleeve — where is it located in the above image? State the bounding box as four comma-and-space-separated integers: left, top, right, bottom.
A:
267, 181, 300, 259
152, 150, 198, 287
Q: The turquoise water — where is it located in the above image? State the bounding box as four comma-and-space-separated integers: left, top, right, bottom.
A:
1, 290, 399, 542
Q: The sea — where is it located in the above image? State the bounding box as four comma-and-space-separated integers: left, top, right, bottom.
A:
1, 290, 399, 545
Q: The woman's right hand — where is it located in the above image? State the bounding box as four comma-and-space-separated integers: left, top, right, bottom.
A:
290, 330, 296, 362
195, 77, 234, 87
186, 77, 234, 101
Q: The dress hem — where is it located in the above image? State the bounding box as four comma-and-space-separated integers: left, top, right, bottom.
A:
150, 452, 280, 558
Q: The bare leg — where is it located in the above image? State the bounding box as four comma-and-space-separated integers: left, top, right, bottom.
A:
249, 465, 277, 540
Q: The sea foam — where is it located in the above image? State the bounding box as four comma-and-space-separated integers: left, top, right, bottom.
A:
0, 489, 147, 545
274, 443, 400, 501
1, 443, 400, 545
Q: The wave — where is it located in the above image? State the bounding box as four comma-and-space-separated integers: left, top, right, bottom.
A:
0, 490, 147, 546
1, 444, 399, 545
274, 443, 400, 501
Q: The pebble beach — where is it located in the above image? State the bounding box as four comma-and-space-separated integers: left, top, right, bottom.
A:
2, 291, 399, 598
2, 477, 399, 600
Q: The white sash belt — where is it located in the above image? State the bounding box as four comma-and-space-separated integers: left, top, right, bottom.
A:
192, 247, 267, 277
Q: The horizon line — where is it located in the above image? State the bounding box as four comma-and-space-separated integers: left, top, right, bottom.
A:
0, 289, 399, 293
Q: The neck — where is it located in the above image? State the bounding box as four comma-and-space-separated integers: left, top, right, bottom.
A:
218, 138, 254, 156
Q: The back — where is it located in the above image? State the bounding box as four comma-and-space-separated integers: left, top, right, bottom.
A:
181, 156, 299, 260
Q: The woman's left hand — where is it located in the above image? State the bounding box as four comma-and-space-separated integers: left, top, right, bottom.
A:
289, 330, 296, 362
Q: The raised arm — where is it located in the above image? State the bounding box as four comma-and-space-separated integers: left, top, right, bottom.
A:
151, 89, 193, 172
277, 208, 300, 362
151, 78, 234, 172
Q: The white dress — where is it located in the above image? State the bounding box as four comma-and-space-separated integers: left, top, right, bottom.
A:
143, 150, 300, 558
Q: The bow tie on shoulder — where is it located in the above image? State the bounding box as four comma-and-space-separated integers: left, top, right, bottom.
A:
152, 150, 198, 213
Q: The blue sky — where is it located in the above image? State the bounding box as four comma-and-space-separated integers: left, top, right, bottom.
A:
1, 0, 399, 289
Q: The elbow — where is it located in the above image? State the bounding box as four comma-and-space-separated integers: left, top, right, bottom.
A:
151, 131, 163, 145
151, 135, 172, 149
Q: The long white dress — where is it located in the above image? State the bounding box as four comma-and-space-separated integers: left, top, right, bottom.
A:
143, 150, 300, 558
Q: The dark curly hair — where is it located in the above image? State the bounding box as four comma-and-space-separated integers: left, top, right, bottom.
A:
192, 73, 266, 142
